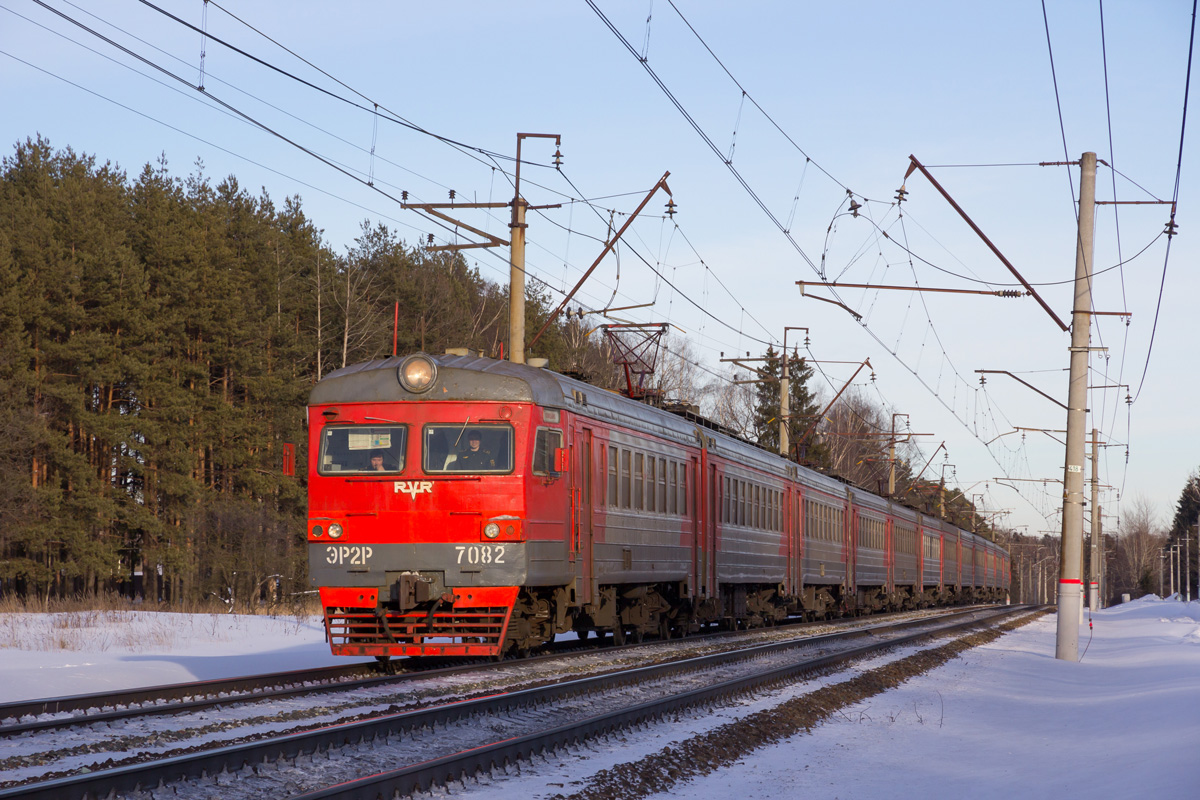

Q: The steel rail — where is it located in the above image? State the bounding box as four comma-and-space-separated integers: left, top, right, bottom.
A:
0, 606, 1025, 800
0, 607, 965, 736
289, 605, 1037, 800
0, 662, 377, 723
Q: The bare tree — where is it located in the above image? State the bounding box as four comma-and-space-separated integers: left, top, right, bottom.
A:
651, 335, 717, 408
1112, 494, 1166, 598
816, 388, 890, 488
709, 367, 756, 439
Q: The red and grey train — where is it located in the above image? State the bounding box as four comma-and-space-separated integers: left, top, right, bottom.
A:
306, 352, 1010, 659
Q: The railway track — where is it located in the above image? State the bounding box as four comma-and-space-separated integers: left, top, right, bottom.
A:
0, 662, 380, 736
0, 605, 1034, 800
0, 606, 970, 738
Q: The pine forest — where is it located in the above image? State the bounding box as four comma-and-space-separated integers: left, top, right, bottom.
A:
0, 137, 596, 606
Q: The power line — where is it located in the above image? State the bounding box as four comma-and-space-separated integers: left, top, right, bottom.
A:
585, 0, 822, 276
1131, 0, 1197, 402
664, 0, 849, 194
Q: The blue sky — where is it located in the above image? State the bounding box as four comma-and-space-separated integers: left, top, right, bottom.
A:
3, 1, 1196, 540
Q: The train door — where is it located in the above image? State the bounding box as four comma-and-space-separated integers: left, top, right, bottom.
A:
693, 449, 716, 600
794, 488, 803, 596
915, 518, 924, 597
689, 454, 702, 598
573, 427, 595, 605
708, 461, 718, 598
885, 517, 894, 594
844, 494, 855, 599
939, 532, 945, 589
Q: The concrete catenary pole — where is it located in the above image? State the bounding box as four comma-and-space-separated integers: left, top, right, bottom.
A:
779, 341, 790, 458
508, 197, 527, 364
1170, 547, 1177, 597
508, 132, 561, 364
1056, 152, 1096, 661
1089, 428, 1100, 612
1180, 527, 1190, 604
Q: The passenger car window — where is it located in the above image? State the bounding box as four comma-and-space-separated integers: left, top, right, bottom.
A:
318, 425, 406, 474
424, 424, 513, 474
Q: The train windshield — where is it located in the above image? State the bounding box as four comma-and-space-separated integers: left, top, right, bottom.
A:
318, 425, 406, 474
423, 423, 513, 474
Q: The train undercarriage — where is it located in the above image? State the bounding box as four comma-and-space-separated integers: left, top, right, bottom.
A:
322, 578, 1007, 660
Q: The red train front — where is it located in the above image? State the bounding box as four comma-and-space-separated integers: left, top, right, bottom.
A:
307, 352, 570, 659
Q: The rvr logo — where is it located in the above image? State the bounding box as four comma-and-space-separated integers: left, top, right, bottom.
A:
394, 480, 433, 499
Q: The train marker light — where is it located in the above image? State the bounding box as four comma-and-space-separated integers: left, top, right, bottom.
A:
398, 354, 437, 393
311, 525, 324, 538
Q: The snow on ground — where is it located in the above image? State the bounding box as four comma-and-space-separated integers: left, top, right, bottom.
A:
0, 609, 347, 702
650, 597, 1200, 799
1, 598, 1197, 797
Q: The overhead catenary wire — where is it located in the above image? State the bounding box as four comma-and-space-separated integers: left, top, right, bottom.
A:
17, 2, 1173, 524
585, 0, 1114, 517
1131, 0, 1197, 402
23, 1, 771, 368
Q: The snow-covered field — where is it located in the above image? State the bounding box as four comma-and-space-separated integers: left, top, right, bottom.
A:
1, 597, 1197, 798
0, 608, 347, 701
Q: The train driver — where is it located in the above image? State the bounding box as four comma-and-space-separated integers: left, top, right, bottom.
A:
368, 451, 387, 471
452, 430, 495, 471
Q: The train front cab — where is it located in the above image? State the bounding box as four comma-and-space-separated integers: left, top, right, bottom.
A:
305, 356, 571, 659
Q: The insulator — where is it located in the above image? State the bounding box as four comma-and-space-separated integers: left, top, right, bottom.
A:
895, 185, 908, 204
449, 189, 456, 202
553, 148, 563, 168
427, 234, 434, 247
998, 290, 1023, 298
1165, 218, 1179, 237
402, 190, 408, 202
665, 198, 677, 217
849, 198, 862, 218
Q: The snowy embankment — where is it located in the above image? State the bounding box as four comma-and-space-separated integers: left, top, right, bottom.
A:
0, 609, 347, 702
0, 598, 1196, 798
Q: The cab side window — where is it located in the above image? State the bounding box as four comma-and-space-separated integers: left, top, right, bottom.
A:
532, 428, 563, 475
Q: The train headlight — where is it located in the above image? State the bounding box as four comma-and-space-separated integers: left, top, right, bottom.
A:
328, 523, 344, 539
398, 354, 437, 393
483, 522, 501, 539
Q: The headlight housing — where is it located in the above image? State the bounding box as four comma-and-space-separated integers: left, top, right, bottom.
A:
311, 525, 324, 538
328, 523, 344, 539
398, 354, 437, 393
483, 522, 501, 539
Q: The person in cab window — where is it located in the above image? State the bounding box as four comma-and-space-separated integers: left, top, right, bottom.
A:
454, 430, 495, 471
369, 451, 387, 471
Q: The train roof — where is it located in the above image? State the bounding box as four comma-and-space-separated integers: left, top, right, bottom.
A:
312, 353, 1004, 552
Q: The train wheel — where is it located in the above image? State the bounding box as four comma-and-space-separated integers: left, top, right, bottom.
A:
612, 625, 626, 646
632, 629, 644, 644
659, 617, 671, 640
375, 655, 395, 675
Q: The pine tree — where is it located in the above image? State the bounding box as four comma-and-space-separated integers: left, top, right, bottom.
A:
751, 346, 824, 464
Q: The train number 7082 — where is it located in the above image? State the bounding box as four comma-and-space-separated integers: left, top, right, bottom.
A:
455, 545, 506, 565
